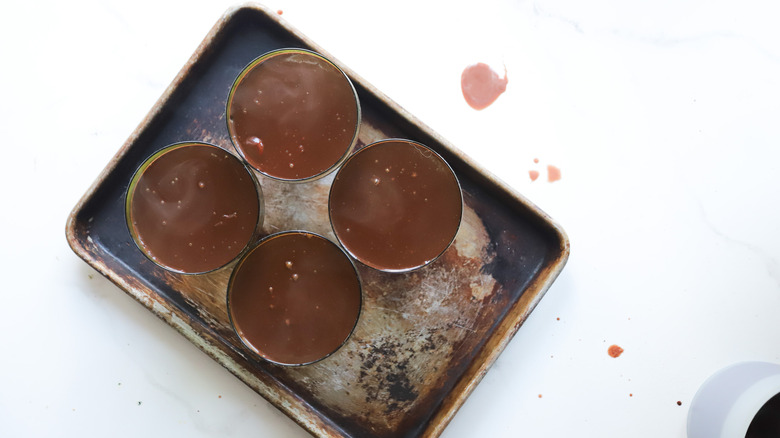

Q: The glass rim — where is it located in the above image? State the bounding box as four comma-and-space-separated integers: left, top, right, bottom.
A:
226, 230, 364, 367
125, 141, 264, 275
327, 138, 464, 273
225, 48, 362, 183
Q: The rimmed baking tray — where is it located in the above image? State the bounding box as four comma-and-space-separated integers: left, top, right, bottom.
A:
65, 4, 570, 437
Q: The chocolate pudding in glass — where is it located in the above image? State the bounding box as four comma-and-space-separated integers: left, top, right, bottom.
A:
227, 231, 362, 366
328, 139, 463, 272
226, 49, 360, 182
125, 142, 262, 274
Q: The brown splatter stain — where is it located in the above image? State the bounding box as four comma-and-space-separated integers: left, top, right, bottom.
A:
556, 317, 560, 321
461, 63, 508, 110
529, 170, 539, 181
608, 344, 624, 358
547, 165, 561, 182
677, 401, 682, 406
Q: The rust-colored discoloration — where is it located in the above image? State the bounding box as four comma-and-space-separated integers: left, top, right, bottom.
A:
65, 5, 569, 438
157, 263, 235, 335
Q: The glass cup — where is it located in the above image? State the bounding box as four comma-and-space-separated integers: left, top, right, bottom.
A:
227, 231, 362, 366
328, 139, 463, 272
125, 142, 263, 274
687, 361, 780, 438
226, 48, 361, 183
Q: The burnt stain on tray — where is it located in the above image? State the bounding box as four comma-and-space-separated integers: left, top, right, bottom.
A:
66, 5, 568, 438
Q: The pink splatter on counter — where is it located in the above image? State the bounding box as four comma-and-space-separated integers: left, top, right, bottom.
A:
461, 63, 508, 110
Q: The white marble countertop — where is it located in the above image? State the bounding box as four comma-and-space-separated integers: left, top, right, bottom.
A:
2, 0, 780, 436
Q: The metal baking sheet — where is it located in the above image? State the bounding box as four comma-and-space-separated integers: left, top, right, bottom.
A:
65, 4, 569, 437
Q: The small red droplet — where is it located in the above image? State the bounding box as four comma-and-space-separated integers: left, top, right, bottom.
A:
547, 165, 562, 182
276, 9, 283, 15
608, 344, 624, 358
529, 170, 540, 181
